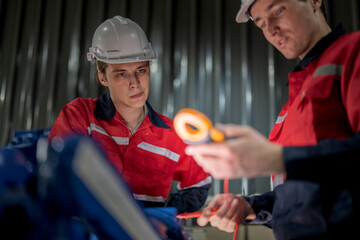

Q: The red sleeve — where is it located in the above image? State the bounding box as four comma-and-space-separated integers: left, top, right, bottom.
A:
48, 100, 91, 140
173, 149, 211, 189
342, 36, 360, 134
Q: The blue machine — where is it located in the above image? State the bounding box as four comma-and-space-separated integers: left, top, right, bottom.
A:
0, 131, 187, 240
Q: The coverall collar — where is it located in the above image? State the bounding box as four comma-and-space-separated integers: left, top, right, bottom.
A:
94, 92, 170, 129
293, 24, 346, 72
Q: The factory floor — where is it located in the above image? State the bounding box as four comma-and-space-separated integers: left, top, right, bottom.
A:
185, 224, 276, 240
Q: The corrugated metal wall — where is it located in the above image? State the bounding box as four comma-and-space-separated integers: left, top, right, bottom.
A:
1, 0, 359, 195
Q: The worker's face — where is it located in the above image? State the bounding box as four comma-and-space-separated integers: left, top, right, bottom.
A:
250, 0, 322, 59
99, 61, 150, 111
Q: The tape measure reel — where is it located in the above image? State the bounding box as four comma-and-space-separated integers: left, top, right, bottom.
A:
173, 108, 225, 144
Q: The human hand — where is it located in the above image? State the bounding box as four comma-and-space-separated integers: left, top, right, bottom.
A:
185, 124, 285, 179
197, 194, 254, 232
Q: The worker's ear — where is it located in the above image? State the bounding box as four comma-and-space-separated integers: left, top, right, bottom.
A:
98, 71, 108, 86
311, 0, 322, 12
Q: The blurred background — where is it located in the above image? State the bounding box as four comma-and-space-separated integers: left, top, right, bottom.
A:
0, 0, 359, 201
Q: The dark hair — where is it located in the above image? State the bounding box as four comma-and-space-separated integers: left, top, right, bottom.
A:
96, 60, 108, 84
299, 0, 327, 20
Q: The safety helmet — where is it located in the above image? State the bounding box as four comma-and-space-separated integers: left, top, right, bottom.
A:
87, 16, 157, 64
236, 0, 256, 23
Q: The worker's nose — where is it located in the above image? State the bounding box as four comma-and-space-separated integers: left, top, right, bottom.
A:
129, 74, 140, 87
265, 19, 279, 37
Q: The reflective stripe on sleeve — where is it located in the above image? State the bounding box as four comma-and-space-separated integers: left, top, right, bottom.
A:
275, 112, 288, 124
177, 176, 212, 190
88, 123, 129, 145
137, 142, 180, 162
313, 64, 343, 77
271, 174, 284, 190
133, 194, 166, 202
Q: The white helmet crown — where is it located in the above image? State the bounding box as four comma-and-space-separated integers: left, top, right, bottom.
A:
87, 16, 157, 63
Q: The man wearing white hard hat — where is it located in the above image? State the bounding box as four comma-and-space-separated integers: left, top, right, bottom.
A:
185, 0, 360, 239
49, 16, 211, 214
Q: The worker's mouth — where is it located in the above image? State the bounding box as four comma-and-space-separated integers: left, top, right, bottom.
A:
130, 92, 144, 98
277, 37, 288, 49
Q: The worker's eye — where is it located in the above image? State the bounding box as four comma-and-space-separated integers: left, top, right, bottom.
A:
116, 72, 126, 78
274, 7, 284, 16
137, 68, 147, 74
257, 21, 266, 29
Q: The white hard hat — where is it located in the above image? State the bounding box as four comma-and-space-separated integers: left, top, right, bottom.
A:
87, 16, 157, 63
236, 0, 256, 23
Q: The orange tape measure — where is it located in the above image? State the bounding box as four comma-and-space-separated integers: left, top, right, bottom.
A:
173, 108, 225, 144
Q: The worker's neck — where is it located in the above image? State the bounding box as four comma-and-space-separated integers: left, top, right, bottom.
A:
117, 105, 145, 130
299, 19, 331, 60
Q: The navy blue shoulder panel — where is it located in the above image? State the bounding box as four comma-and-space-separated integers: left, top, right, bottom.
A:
146, 102, 171, 129
293, 24, 345, 72
94, 92, 116, 121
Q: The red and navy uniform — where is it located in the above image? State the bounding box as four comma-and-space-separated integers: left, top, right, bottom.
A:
48, 93, 211, 213
245, 25, 360, 239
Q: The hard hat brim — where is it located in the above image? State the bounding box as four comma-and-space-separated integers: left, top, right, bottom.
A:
97, 57, 158, 64
87, 50, 158, 64
88, 54, 158, 64
236, 0, 256, 23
